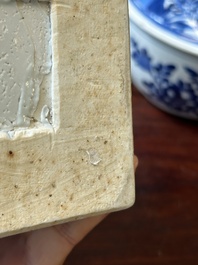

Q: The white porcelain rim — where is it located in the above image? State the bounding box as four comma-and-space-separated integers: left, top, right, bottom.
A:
129, 1, 198, 56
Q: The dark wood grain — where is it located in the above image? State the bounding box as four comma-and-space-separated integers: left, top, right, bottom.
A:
65, 86, 198, 265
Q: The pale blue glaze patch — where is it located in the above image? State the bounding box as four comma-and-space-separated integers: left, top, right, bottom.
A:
130, 0, 198, 43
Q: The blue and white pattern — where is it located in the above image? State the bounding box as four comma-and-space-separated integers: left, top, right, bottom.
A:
131, 38, 198, 116
131, 0, 198, 42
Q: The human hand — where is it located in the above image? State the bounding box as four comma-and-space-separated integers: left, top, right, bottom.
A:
0, 156, 138, 265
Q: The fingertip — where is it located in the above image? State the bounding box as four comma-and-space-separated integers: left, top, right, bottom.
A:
134, 155, 138, 169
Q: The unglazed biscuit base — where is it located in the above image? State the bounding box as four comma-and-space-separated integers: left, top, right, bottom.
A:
0, 0, 134, 237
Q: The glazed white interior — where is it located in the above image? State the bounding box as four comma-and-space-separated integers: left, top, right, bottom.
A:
0, 0, 52, 132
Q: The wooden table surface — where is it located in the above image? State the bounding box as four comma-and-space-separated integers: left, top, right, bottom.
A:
65, 86, 198, 265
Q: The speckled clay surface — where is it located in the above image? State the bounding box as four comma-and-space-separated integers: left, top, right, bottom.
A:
0, 0, 134, 237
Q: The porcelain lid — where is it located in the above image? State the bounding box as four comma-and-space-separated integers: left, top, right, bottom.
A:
130, 0, 198, 44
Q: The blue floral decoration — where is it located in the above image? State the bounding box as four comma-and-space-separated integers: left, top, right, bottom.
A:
131, 0, 198, 42
131, 38, 198, 116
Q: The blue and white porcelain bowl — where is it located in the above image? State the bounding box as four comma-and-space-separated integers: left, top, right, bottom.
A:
129, 0, 198, 119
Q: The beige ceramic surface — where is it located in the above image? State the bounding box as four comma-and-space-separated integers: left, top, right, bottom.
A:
0, 0, 134, 237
